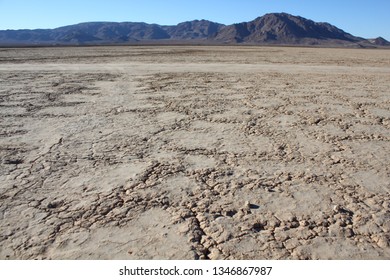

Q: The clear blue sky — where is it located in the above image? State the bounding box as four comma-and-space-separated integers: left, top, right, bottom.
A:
0, 0, 389, 40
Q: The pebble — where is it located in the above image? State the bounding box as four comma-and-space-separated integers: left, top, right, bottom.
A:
299, 220, 309, 227
377, 236, 389, 248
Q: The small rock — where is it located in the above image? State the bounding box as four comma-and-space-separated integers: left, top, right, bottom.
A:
330, 155, 341, 164
344, 228, 355, 238
47, 201, 60, 209
333, 205, 343, 213
28, 201, 40, 207
208, 248, 223, 260
284, 238, 300, 250
299, 220, 309, 227
268, 218, 281, 229
377, 236, 389, 248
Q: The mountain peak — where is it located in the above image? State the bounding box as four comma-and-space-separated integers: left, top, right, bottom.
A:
368, 37, 390, 46
213, 13, 359, 44
0, 13, 387, 47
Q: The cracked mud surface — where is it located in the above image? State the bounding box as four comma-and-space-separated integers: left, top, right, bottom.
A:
0, 46, 389, 259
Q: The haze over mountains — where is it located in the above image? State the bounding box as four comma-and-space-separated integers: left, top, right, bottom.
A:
0, 13, 388, 47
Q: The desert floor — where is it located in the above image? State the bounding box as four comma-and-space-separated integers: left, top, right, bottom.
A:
0, 46, 389, 260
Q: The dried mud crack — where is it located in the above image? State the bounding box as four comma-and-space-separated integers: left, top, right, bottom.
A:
0, 46, 389, 259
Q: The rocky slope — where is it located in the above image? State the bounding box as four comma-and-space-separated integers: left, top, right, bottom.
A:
213, 13, 363, 45
0, 13, 388, 47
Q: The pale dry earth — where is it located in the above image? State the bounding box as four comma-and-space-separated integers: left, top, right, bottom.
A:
0, 46, 389, 260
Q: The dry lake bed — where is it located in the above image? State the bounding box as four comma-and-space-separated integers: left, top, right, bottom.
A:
0, 46, 389, 259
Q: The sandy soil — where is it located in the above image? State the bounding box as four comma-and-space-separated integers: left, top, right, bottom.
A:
0, 46, 389, 260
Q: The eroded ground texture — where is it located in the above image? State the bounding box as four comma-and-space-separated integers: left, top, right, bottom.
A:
0, 46, 389, 259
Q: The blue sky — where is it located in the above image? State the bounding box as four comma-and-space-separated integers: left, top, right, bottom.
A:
0, 0, 389, 40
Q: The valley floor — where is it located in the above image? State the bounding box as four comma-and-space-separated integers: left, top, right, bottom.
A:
0, 46, 389, 259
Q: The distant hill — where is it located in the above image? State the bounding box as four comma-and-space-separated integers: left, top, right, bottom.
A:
367, 37, 390, 46
163, 20, 224, 40
213, 13, 364, 46
0, 13, 388, 47
0, 20, 225, 45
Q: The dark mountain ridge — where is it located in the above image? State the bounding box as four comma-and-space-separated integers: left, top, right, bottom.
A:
214, 13, 361, 44
0, 20, 224, 45
0, 13, 388, 47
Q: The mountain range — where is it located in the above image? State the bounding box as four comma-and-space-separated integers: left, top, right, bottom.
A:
0, 13, 388, 47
